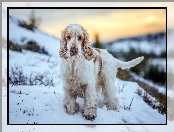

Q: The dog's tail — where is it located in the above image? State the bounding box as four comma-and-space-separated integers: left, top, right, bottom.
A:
115, 56, 144, 70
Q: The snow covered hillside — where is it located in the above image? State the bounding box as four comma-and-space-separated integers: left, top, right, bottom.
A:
2, 11, 174, 131
8, 12, 60, 57
106, 32, 166, 56
5, 12, 166, 124
102, 30, 167, 90
8, 49, 166, 124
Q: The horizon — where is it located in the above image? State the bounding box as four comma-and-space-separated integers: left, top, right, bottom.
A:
8, 9, 166, 43
3, 2, 173, 43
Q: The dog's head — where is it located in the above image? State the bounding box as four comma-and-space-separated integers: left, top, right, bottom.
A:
59, 24, 96, 61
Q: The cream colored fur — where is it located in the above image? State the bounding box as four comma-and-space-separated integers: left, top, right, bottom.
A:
59, 24, 144, 120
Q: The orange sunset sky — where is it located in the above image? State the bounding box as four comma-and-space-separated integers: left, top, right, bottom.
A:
4, 2, 174, 43
40, 9, 166, 43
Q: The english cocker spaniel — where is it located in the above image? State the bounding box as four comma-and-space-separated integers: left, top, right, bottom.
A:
59, 24, 144, 120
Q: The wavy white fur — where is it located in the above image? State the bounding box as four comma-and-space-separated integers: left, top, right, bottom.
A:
59, 24, 144, 120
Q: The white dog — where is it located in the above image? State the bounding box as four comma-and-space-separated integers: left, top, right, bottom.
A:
59, 24, 144, 120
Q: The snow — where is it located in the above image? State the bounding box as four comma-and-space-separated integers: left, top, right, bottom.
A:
109, 39, 166, 56
148, 58, 166, 72
8, 49, 166, 124
2, 11, 174, 131
131, 72, 166, 94
9, 14, 60, 57
9, 49, 59, 79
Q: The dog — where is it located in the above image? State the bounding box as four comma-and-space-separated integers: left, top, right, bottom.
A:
59, 24, 144, 120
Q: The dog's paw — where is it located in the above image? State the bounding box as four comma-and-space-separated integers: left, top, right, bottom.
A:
82, 107, 97, 120
107, 105, 118, 111
64, 102, 79, 115
105, 102, 119, 111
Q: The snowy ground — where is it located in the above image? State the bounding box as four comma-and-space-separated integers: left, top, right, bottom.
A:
2, 48, 174, 132
109, 39, 166, 56
9, 83, 165, 124
7, 48, 166, 124
2, 9, 174, 131
8, 11, 60, 57
2, 46, 174, 131
131, 72, 166, 94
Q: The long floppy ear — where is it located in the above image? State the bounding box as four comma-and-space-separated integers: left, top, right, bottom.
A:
59, 27, 68, 59
81, 27, 96, 61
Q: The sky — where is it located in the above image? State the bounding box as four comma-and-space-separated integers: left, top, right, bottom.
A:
3, 2, 174, 43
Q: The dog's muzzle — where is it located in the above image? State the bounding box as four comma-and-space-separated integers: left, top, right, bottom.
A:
70, 47, 78, 56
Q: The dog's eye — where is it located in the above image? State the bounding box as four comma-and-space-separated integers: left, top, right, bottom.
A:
67, 36, 71, 40
78, 36, 82, 41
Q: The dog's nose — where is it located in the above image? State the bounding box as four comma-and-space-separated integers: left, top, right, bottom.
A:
70, 47, 78, 56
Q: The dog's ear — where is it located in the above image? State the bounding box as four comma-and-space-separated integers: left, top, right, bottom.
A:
59, 27, 68, 59
81, 27, 96, 61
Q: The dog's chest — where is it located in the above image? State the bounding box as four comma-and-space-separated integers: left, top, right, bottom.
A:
68, 60, 81, 82
66, 60, 86, 98
67, 75, 85, 98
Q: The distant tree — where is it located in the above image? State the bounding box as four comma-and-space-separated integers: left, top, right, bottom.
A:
19, 10, 41, 31
28, 10, 41, 29
93, 33, 102, 49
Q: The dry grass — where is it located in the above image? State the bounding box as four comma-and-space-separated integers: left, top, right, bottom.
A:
117, 69, 166, 114
9, 65, 56, 87
136, 87, 166, 114
137, 87, 143, 96
135, 81, 166, 114
117, 69, 132, 81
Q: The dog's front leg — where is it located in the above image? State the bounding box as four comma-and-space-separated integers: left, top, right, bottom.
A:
63, 87, 79, 115
82, 82, 97, 120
